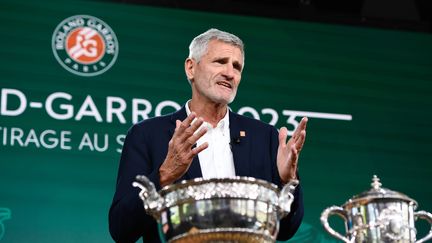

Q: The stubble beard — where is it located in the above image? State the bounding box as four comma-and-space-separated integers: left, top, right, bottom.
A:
210, 87, 237, 105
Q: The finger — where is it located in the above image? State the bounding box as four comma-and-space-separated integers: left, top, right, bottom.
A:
182, 126, 207, 150
292, 117, 308, 139
278, 127, 288, 147
179, 117, 204, 143
174, 113, 199, 142
189, 117, 204, 134
173, 120, 182, 135
190, 142, 209, 158
194, 126, 208, 141
298, 117, 308, 131
177, 112, 197, 134
170, 120, 183, 146
289, 146, 299, 179
295, 130, 306, 151
290, 145, 298, 168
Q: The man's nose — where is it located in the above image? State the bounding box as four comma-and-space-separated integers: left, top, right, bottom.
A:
222, 64, 235, 80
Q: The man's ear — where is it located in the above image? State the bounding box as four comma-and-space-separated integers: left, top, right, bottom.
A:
185, 58, 195, 82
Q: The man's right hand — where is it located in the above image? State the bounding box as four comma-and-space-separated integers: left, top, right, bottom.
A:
159, 112, 208, 187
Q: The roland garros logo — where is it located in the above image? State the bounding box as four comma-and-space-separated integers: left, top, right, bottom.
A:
52, 15, 118, 76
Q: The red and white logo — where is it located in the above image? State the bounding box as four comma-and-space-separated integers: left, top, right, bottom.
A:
52, 15, 118, 76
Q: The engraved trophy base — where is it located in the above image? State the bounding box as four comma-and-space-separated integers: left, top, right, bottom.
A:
170, 229, 273, 243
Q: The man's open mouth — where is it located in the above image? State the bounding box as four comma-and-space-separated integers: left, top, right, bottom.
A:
217, 81, 232, 89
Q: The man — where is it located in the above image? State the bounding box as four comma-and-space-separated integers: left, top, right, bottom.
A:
109, 28, 307, 243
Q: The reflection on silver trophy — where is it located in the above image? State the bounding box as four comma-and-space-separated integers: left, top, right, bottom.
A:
321, 175, 432, 243
133, 176, 298, 243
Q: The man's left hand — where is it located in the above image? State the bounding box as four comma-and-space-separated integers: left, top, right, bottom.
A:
277, 117, 308, 184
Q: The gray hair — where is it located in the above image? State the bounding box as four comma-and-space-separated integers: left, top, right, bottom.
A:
188, 28, 244, 63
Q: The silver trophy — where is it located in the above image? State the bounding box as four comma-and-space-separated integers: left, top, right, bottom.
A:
133, 175, 298, 243
321, 175, 432, 243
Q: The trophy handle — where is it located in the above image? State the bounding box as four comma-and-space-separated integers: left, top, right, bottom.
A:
414, 211, 432, 243
132, 175, 164, 218
320, 206, 352, 243
278, 179, 299, 218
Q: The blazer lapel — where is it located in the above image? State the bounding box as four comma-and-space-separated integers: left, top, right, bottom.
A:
229, 111, 251, 177
169, 106, 203, 180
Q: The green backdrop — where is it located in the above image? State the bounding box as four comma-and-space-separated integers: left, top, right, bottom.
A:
0, 0, 431, 242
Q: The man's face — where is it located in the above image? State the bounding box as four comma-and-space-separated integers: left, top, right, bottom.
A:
186, 40, 243, 105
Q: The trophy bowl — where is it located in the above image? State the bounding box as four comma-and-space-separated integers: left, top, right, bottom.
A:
133, 176, 298, 243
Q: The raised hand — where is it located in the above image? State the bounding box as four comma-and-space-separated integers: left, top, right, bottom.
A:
277, 117, 308, 184
159, 112, 208, 187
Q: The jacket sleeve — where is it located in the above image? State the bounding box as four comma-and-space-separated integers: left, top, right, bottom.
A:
277, 184, 304, 240
270, 126, 304, 241
109, 124, 162, 243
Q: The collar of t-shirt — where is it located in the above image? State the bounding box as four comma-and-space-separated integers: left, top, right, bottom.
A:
185, 101, 236, 179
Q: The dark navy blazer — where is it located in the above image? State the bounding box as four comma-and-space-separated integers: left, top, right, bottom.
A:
109, 106, 304, 243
